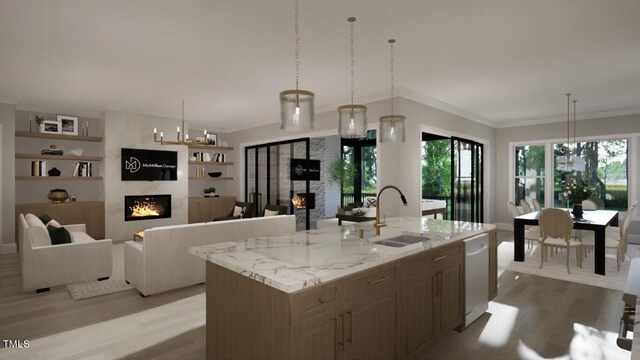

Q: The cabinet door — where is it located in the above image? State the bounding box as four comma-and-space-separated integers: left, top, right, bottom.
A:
291, 313, 341, 360
348, 290, 396, 360
488, 230, 498, 300
436, 258, 463, 334
397, 275, 435, 359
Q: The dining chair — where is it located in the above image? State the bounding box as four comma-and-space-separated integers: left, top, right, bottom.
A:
532, 198, 541, 211
538, 208, 583, 274
520, 199, 533, 214
582, 199, 597, 210
580, 202, 637, 270
508, 201, 541, 249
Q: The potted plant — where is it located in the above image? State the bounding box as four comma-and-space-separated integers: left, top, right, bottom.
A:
47, 188, 69, 203
35, 115, 44, 133
203, 187, 216, 197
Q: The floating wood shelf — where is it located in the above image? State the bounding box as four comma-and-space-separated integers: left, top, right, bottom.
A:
15, 131, 103, 142
188, 161, 234, 165
16, 176, 103, 181
187, 144, 234, 151
16, 153, 103, 161
188, 177, 233, 181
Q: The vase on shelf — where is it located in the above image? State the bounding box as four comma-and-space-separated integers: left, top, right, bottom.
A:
571, 203, 583, 218
48, 167, 61, 176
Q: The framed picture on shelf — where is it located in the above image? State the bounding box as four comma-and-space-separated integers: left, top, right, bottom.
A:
41, 120, 62, 134
58, 115, 79, 135
207, 133, 217, 146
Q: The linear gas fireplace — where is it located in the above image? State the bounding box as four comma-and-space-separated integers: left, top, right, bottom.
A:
291, 192, 315, 210
124, 194, 171, 221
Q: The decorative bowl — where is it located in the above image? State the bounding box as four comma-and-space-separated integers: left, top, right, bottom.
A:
208, 172, 222, 178
48, 189, 69, 203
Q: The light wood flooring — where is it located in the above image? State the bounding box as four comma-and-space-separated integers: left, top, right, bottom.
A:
0, 231, 630, 360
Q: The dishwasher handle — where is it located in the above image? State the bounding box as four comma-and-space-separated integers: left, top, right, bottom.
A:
466, 243, 487, 257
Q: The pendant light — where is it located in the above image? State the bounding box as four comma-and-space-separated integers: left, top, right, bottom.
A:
556, 93, 573, 172
571, 99, 585, 172
338, 17, 367, 139
379, 39, 405, 143
280, 0, 314, 131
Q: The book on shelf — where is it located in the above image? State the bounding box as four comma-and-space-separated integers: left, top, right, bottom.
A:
31, 160, 48, 176
69, 161, 93, 177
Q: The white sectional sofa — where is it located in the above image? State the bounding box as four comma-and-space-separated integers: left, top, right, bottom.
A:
19, 213, 113, 292
124, 215, 296, 296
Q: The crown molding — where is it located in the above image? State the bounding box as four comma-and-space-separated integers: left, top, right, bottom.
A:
495, 107, 640, 128
15, 104, 102, 119
395, 87, 499, 128
0, 95, 19, 105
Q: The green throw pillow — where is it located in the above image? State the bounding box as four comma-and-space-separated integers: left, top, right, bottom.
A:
39, 214, 52, 225
47, 225, 71, 245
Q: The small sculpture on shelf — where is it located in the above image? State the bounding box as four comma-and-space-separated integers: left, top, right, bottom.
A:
47, 167, 61, 176
41, 145, 63, 156
47, 188, 69, 203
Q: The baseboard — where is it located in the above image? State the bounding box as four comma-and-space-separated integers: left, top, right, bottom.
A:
0, 243, 17, 254
496, 223, 513, 231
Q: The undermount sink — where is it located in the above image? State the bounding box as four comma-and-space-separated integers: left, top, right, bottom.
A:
370, 234, 429, 248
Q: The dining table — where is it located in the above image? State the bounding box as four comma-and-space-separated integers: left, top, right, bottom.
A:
513, 209, 619, 275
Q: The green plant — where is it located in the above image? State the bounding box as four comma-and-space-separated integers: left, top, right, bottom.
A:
562, 178, 591, 204
35, 115, 44, 125
203, 187, 216, 194
327, 156, 355, 186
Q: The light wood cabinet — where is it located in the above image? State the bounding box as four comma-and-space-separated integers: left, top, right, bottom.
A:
488, 229, 498, 300
187, 196, 236, 223
205, 238, 474, 360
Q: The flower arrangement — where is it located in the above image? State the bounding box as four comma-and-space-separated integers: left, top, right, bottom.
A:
562, 178, 592, 204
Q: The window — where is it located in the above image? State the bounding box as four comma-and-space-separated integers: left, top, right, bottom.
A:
514, 145, 545, 207
341, 130, 377, 206
553, 139, 628, 210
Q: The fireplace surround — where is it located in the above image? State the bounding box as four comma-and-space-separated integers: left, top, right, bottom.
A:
124, 194, 172, 221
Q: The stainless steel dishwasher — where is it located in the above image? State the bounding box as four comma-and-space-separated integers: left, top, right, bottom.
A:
463, 233, 489, 327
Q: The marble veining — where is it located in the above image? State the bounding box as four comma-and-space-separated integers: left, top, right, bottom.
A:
190, 217, 495, 293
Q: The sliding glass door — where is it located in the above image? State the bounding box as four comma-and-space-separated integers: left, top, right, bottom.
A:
245, 138, 311, 230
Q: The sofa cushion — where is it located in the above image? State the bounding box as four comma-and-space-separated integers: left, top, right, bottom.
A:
47, 225, 72, 245
70, 232, 95, 244
264, 209, 279, 217
39, 214, 52, 225
25, 213, 51, 247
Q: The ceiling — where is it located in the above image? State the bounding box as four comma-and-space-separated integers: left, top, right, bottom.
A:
1, 0, 639, 131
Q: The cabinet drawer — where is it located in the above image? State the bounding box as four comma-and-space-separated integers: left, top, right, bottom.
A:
291, 284, 338, 324
428, 242, 462, 263
344, 265, 396, 300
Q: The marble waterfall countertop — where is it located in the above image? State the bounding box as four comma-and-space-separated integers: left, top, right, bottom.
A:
189, 217, 495, 293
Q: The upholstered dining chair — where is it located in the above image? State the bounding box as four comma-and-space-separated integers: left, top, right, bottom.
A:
532, 198, 541, 211
538, 208, 583, 274
580, 202, 637, 271
508, 201, 541, 249
520, 199, 533, 214
582, 199, 598, 210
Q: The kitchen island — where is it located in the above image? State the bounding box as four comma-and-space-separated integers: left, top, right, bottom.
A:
190, 217, 496, 360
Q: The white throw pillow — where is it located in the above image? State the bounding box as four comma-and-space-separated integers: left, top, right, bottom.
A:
264, 209, 279, 217
364, 197, 377, 208
46, 219, 61, 228
233, 206, 244, 217
25, 214, 51, 247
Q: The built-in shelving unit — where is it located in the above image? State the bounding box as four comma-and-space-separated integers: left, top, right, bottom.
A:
16, 153, 103, 161
188, 144, 234, 182
15, 176, 103, 181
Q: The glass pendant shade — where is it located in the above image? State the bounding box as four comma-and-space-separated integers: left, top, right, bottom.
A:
379, 115, 405, 143
280, 90, 315, 131
338, 104, 367, 138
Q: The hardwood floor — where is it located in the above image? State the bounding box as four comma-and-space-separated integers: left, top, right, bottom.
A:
0, 231, 630, 359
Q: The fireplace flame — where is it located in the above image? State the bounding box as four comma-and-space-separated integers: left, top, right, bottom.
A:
291, 194, 306, 209
130, 201, 162, 217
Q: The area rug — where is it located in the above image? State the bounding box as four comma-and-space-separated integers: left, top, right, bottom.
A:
66, 244, 134, 300
497, 240, 639, 291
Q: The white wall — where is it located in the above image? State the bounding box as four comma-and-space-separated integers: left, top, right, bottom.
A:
495, 113, 640, 226
226, 97, 497, 224
0, 123, 3, 252
0, 103, 16, 253
103, 111, 188, 241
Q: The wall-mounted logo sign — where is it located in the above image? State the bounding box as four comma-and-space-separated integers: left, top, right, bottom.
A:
121, 148, 177, 181
290, 159, 320, 181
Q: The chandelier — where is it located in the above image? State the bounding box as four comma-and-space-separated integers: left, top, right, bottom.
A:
556, 93, 585, 172
153, 100, 216, 146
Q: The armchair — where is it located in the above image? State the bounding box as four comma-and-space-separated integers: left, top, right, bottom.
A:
213, 202, 255, 221
262, 204, 288, 216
